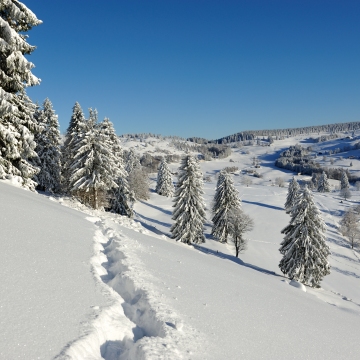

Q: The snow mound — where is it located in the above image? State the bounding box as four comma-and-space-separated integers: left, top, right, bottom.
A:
289, 279, 307, 292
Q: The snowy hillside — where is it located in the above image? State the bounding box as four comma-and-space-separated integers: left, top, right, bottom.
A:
2, 131, 360, 359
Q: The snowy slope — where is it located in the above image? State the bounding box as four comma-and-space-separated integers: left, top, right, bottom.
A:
2, 130, 360, 359
0, 182, 107, 359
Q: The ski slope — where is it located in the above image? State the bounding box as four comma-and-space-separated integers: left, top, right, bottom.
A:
1, 132, 360, 359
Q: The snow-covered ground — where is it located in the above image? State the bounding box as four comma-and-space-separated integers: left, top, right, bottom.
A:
2, 131, 360, 359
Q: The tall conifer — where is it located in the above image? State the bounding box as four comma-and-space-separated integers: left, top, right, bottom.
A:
69, 110, 118, 209
0, 1, 42, 189
171, 155, 206, 244
156, 157, 173, 197
340, 170, 349, 190
284, 177, 300, 213
35, 98, 61, 192
317, 171, 331, 193
279, 186, 331, 287
211, 172, 241, 243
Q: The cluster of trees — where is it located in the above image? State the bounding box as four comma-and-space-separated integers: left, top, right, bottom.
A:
311, 133, 340, 143
61, 105, 134, 215
311, 169, 351, 199
140, 152, 181, 173
166, 155, 253, 258
275, 145, 321, 175
275, 145, 356, 183
0, 2, 136, 216
171, 140, 231, 160
280, 178, 331, 287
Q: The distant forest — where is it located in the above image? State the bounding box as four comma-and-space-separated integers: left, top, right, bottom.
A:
188, 121, 360, 144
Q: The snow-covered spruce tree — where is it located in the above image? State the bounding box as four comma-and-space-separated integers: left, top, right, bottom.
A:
110, 176, 134, 217
216, 169, 226, 188
171, 155, 206, 244
228, 208, 254, 258
284, 177, 300, 213
35, 98, 61, 192
99, 118, 134, 217
211, 172, 241, 243
340, 170, 349, 190
69, 109, 118, 209
0, 2, 42, 189
317, 171, 331, 193
279, 186, 331, 287
156, 157, 173, 197
62, 102, 86, 192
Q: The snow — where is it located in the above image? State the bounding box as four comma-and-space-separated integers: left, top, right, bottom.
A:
2, 131, 360, 359
289, 279, 307, 292
0, 181, 107, 359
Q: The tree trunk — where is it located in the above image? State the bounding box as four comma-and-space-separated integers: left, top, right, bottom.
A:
94, 188, 98, 209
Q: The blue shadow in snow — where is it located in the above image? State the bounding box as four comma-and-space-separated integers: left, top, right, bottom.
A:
135, 212, 171, 228
139, 200, 172, 215
193, 245, 281, 278
242, 200, 284, 211
332, 267, 360, 279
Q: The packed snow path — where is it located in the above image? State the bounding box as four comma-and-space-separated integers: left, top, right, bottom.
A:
0, 182, 108, 359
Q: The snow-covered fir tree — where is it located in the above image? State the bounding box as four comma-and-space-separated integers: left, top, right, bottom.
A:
62, 102, 86, 192
34, 98, 61, 192
317, 171, 331, 193
171, 155, 206, 244
0, 2, 42, 189
216, 169, 226, 188
110, 177, 134, 217
69, 109, 118, 209
279, 186, 331, 287
155, 157, 173, 197
284, 177, 300, 213
99, 118, 134, 217
211, 171, 241, 243
340, 170, 350, 190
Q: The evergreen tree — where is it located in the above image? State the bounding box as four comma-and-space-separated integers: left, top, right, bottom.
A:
279, 186, 331, 287
211, 172, 241, 243
317, 171, 331, 193
156, 157, 174, 197
284, 177, 300, 213
216, 170, 226, 188
340, 170, 349, 190
69, 109, 118, 209
171, 155, 206, 244
110, 177, 134, 217
35, 98, 61, 192
62, 102, 86, 192
0, 2, 42, 189
99, 118, 134, 217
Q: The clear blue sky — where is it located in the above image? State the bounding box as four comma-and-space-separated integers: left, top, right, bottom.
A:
24, 0, 360, 139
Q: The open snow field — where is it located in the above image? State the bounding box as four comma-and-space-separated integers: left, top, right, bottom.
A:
2, 132, 360, 359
